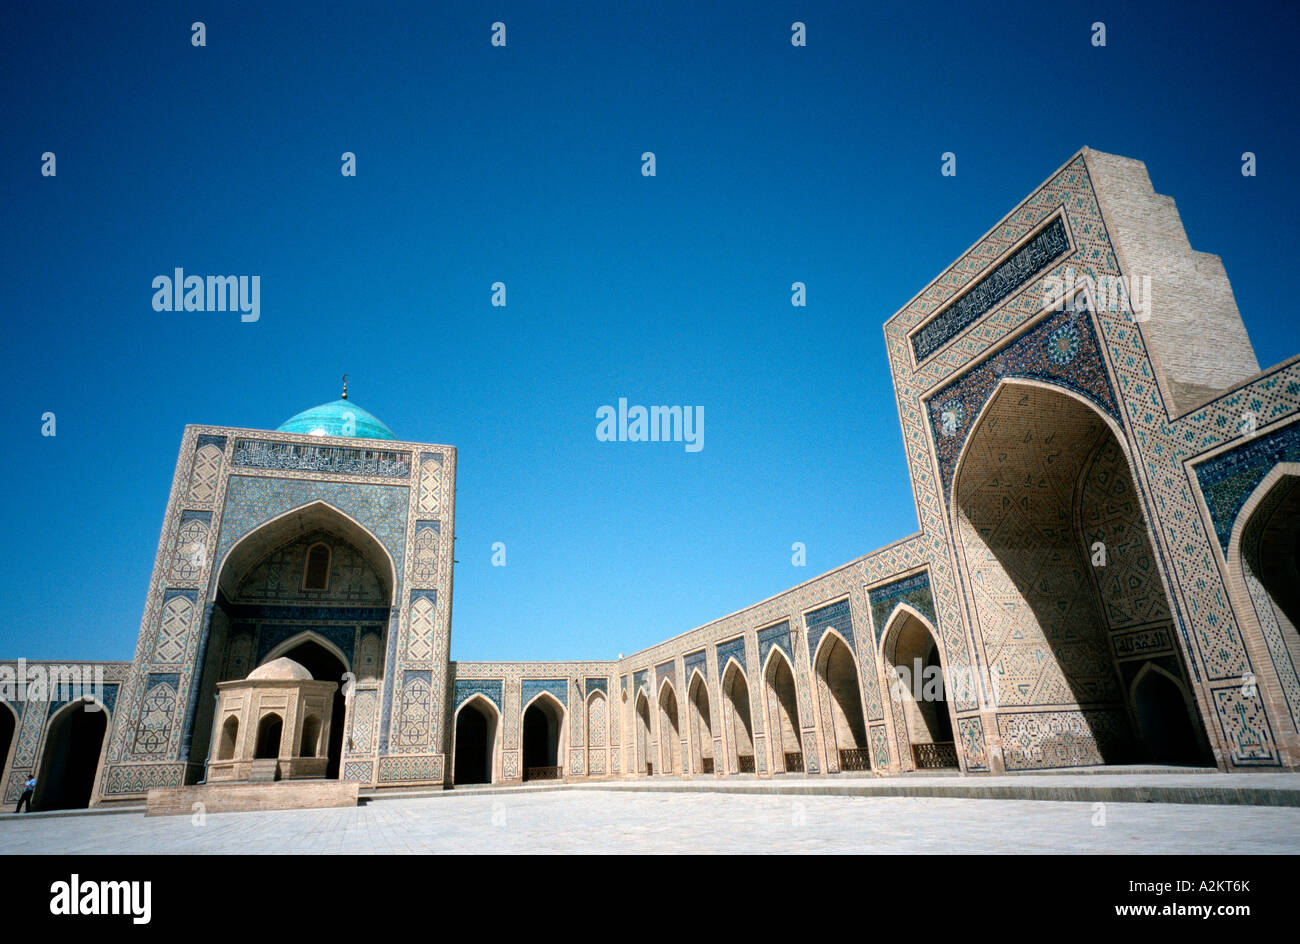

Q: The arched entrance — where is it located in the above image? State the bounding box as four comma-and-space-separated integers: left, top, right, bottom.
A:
522, 694, 564, 781
882, 607, 956, 769
813, 631, 870, 772
34, 701, 108, 810
189, 501, 395, 783
953, 381, 1209, 770
1232, 469, 1300, 739
264, 636, 348, 778
0, 702, 16, 789
453, 696, 498, 785
254, 713, 283, 759
1131, 666, 1202, 765
687, 671, 715, 774
634, 690, 652, 775
657, 681, 680, 775
763, 649, 803, 773
721, 661, 755, 773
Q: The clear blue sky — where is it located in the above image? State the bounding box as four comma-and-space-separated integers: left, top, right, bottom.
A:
2, 1, 1297, 663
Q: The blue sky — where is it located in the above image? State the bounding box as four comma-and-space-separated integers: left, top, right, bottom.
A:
1, 0, 1297, 663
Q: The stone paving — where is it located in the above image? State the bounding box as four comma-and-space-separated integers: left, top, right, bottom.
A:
3, 787, 1300, 854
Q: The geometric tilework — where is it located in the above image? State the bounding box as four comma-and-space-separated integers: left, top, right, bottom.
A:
868, 572, 936, 647
926, 303, 1120, 498
804, 599, 854, 659
455, 678, 503, 712
1194, 420, 1300, 553
520, 678, 567, 708
911, 216, 1071, 363
715, 637, 746, 675
756, 621, 794, 668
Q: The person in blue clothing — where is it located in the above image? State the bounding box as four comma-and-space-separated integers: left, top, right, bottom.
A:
14, 776, 36, 813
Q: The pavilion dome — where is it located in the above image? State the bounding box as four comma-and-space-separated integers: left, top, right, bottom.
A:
247, 657, 313, 681
276, 398, 396, 440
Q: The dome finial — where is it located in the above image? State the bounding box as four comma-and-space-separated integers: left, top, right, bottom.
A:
341, 373, 349, 400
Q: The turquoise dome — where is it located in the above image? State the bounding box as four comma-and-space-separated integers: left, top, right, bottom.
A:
277, 399, 397, 440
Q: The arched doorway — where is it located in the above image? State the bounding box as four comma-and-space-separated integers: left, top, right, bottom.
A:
453, 696, 498, 785
35, 701, 108, 810
634, 690, 652, 775
764, 649, 803, 773
687, 671, 715, 774
188, 501, 394, 783
721, 661, 755, 773
1131, 667, 1202, 765
254, 713, 283, 758
953, 381, 1209, 770
814, 632, 870, 772
264, 636, 348, 778
1233, 470, 1300, 738
882, 607, 956, 769
522, 694, 563, 781
657, 681, 680, 775
0, 703, 16, 789
217, 716, 239, 760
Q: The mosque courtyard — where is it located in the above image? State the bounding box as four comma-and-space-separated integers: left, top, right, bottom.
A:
4, 777, 1299, 855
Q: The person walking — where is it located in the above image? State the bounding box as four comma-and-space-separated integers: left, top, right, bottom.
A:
14, 776, 35, 813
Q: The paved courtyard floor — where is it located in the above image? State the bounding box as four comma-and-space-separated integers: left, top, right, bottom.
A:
4, 788, 1300, 854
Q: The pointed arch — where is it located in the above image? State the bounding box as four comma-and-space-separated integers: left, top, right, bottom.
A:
262, 630, 353, 676
0, 700, 18, 797
762, 645, 802, 773
34, 698, 112, 811
453, 694, 501, 786
686, 669, 715, 774
1224, 462, 1300, 735
187, 499, 394, 783
720, 659, 755, 774
1128, 663, 1205, 766
302, 541, 332, 590
657, 677, 680, 775
950, 377, 1208, 770
880, 603, 958, 770
634, 688, 653, 776
521, 690, 566, 780
812, 626, 869, 771
213, 499, 397, 604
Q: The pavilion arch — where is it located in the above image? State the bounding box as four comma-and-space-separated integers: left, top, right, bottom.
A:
453, 694, 501, 786
1224, 462, 1300, 736
880, 603, 958, 770
762, 645, 803, 773
187, 501, 395, 783
812, 627, 870, 772
634, 688, 653, 775
686, 668, 716, 775
263, 631, 353, 678
34, 697, 112, 811
0, 700, 18, 794
720, 659, 755, 773
521, 691, 566, 781
657, 678, 681, 775
950, 377, 1208, 770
